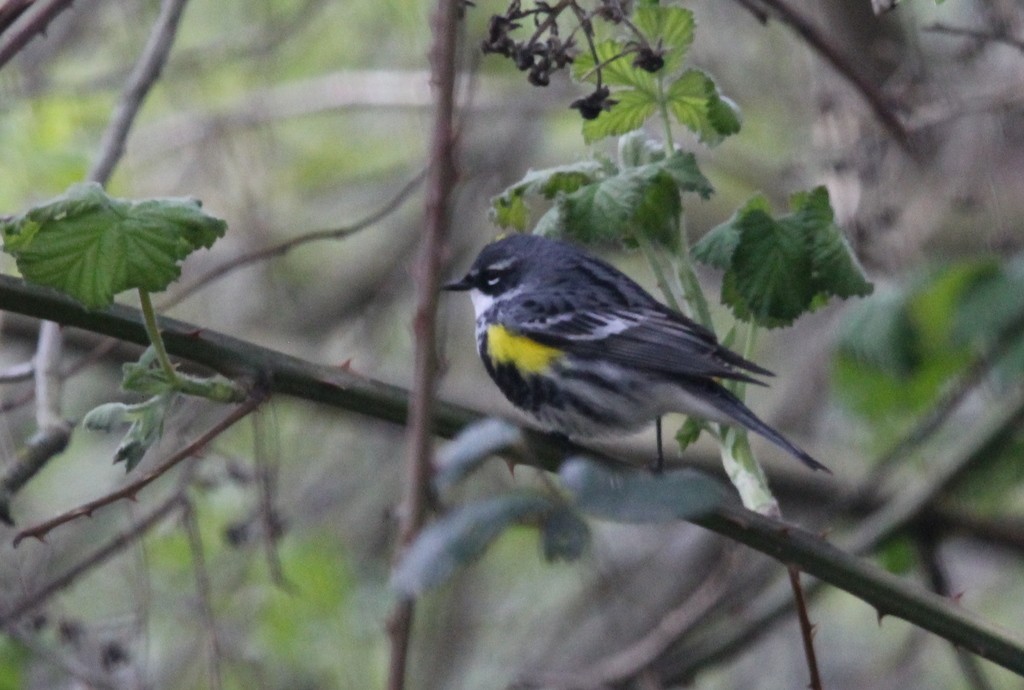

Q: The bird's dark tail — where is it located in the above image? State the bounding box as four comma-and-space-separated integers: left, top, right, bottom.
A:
686, 380, 830, 473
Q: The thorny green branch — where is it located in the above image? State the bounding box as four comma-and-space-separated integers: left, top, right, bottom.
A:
2, 277, 1024, 674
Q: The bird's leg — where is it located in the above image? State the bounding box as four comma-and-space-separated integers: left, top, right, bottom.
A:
650, 416, 665, 474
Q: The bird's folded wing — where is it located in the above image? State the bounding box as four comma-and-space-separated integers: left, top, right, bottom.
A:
513, 306, 772, 383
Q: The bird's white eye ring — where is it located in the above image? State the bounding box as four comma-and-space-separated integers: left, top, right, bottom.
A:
486, 276, 501, 286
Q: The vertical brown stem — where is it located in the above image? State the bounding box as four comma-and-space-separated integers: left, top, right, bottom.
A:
788, 566, 823, 690
385, 0, 461, 687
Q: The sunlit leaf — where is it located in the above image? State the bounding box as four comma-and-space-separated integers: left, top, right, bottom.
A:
632, 6, 695, 74
675, 418, 703, 451
666, 69, 741, 145
582, 88, 659, 144
572, 40, 657, 90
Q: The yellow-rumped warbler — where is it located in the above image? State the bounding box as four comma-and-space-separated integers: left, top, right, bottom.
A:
443, 234, 827, 472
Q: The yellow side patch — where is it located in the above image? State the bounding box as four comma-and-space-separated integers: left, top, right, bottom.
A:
486, 324, 563, 373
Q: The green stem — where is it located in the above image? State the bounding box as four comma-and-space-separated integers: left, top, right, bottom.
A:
655, 71, 714, 329
137, 288, 180, 387
657, 73, 676, 154
673, 223, 715, 329
637, 236, 684, 313
731, 322, 760, 399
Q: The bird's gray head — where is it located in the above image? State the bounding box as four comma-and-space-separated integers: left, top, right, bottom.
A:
442, 235, 571, 316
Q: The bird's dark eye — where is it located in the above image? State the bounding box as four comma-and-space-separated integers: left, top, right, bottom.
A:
479, 268, 505, 289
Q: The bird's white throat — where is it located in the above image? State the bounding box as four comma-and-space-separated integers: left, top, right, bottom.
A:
469, 289, 495, 319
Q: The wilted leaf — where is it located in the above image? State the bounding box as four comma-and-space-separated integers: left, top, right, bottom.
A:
582, 88, 658, 144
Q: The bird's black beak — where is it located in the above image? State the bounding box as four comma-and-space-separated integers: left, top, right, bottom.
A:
441, 275, 473, 291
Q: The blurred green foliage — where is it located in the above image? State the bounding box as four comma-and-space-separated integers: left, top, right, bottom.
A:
834, 257, 1024, 445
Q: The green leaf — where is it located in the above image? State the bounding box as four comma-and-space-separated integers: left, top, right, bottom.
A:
1, 182, 226, 308
491, 161, 607, 231
434, 418, 525, 493
391, 492, 556, 595
121, 347, 246, 402
675, 418, 703, 451
632, 6, 695, 74
632, 171, 681, 250
951, 259, 1024, 383
798, 188, 873, 300
731, 207, 815, 327
706, 93, 742, 139
666, 69, 741, 145
694, 195, 772, 269
660, 151, 714, 199
618, 131, 665, 168
831, 265, 993, 433
537, 164, 682, 249
877, 536, 917, 575
535, 154, 711, 249
582, 88, 659, 144
83, 393, 173, 471
696, 187, 873, 328
492, 193, 529, 232
572, 40, 657, 90
559, 457, 723, 523
836, 288, 920, 378
0, 638, 28, 690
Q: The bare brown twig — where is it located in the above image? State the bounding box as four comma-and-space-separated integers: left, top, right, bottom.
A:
89, 0, 191, 185
734, 0, 910, 147
917, 536, 996, 690
182, 499, 225, 690
0, 492, 186, 626
924, 22, 1024, 55
385, 0, 462, 687
533, 544, 738, 688
12, 393, 264, 546
162, 169, 427, 309
252, 409, 289, 588
0, 0, 75, 70
788, 566, 822, 690
0, 0, 34, 36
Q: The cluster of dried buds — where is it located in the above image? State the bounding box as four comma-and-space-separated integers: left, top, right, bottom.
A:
481, 7, 576, 87
478, 0, 666, 120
